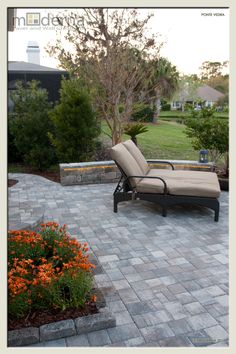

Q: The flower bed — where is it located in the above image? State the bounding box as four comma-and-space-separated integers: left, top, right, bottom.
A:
8, 222, 97, 327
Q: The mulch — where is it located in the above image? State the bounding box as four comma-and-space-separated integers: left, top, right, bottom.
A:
27, 170, 60, 183
8, 179, 18, 187
8, 301, 98, 330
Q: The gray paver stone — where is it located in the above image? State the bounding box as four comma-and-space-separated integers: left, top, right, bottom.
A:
187, 330, 217, 347
107, 323, 140, 343
126, 301, 154, 315
8, 327, 39, 347
40, 319, 76, 342
187, 313, 218, 331
204, 325, 228, 341
140, 323, 175, 342
43, 338, 66, 347
87, 329, 111, 346
75, 308, 116, 334
66, 334, 90, 347
159, 336, 193, 347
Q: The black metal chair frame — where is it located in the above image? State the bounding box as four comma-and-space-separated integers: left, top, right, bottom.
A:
113, 161, 220, 222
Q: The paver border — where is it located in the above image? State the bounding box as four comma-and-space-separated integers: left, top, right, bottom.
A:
8, 289, 116, 347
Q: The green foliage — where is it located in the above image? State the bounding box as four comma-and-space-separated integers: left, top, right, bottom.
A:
124, 123, 149, 139
184, 103, 194, 112
186, 105, 216, 119
131, 103, 154, 122
185, 118, 228, 163
161, 103, 171, 111
8, 125, 22, 163
49, 79, 100, 162
9, 81, 56, 170
40, 270, 93, 311
199, 106, 215, 118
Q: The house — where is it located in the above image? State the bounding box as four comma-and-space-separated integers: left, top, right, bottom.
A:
171, 84, 225, 110
8, 61, 69, 108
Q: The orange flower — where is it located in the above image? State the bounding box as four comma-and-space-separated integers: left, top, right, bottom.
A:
91, 295, 97, 302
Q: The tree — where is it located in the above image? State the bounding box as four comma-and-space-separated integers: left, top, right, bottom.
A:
206, 74, 229, 94
47, 8, 163, 145
216, 93, 229, 108
49, 78, 100, 162
9, 81, 56, 170
199, 61, 229, 80
149, 58, 179, 123
172, 75, 201, 112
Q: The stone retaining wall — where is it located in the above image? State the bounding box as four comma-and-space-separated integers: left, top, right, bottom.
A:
60, 160, 215, 186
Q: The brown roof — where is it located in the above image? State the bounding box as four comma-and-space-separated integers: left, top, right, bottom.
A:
197, 85, 224, 102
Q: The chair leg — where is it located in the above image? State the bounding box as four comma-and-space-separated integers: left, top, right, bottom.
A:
162, 206, 167, 217
114, 198, 118, 213
214, 206, 219, 222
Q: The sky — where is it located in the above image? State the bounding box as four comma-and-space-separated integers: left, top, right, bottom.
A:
8, 8, 229, 76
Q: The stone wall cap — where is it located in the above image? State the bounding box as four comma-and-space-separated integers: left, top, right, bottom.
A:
60, 159, 214, 170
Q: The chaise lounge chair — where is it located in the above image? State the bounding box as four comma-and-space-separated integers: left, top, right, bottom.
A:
110, 140, 221, 221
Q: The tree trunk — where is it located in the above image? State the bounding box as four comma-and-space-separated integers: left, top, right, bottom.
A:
153, 96, 161, 124
111, 129, 122, 146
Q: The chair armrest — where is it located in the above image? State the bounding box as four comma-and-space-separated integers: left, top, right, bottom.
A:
149, 161, 175, 170
124, 175, 168, 194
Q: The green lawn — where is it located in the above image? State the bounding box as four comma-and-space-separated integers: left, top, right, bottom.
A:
100, 120, 199, 160
159, 111, 228, 118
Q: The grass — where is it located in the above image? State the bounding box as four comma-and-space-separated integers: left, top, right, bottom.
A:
100, 120, 199, 160
159, 111, 228, 119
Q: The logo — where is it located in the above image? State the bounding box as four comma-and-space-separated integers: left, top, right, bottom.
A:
26, 13, 41, 26
12, 12, 85, 30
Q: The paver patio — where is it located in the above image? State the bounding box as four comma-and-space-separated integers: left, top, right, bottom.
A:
8, 173, 229, 347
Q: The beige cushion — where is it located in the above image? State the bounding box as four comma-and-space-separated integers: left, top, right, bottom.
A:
136, 169, 220, 198
110, 143, 143, 187
122, 140, 150, 175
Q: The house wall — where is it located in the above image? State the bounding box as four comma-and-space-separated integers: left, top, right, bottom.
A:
8, 71, 69, 103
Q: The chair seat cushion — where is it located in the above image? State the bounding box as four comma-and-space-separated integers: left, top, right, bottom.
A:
135, 169, 221, 198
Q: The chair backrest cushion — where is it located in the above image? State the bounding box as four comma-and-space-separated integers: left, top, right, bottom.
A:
122, 140, 150, 175
110, 142, 143, 187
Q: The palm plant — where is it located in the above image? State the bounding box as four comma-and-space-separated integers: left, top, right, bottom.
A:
149, 58, 179, 123
123, 123, 148, 145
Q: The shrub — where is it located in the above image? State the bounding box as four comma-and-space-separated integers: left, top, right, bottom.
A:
49, 79, 100, 163
8, 222, 95, 318
187, 105, 216, 119
8, 120, 22, 163
199, 106, 215, 118
184, 118, 229, 169
161, 103, 171, 111
131, 103, 154, 122
9, 81, 56, 170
